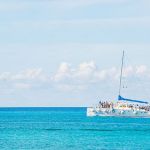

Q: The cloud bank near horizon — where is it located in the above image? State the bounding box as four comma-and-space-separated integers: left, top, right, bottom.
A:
0, 62, 149, 92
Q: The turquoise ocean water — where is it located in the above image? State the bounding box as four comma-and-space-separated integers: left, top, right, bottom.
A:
0, 107, 150, 150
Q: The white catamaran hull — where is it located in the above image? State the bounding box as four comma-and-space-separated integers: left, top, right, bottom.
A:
87, 107, 150, 117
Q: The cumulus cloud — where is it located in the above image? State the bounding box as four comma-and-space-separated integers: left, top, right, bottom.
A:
12, 68, 46, 81
75, 61, 97, 80
52, 61, 97, 83
95, 67, 118, 81
0, 68, 47, 82
136, 65, 147, 75
52, 62, 71, 82
53, 62, 140, 83
0, 72, 11, 81
0, 64, 149, 92
123, 66, 134, 77
51, 62, 150, 92
0, 68, 49, 91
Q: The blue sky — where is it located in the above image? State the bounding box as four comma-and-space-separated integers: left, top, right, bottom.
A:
0, 0, 150, 106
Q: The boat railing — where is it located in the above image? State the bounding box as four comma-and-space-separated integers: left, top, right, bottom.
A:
97, 101, 150, 112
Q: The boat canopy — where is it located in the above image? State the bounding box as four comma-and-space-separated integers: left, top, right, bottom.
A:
118, 95, 148, 104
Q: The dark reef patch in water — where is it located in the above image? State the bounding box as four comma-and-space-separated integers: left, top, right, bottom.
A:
45, 129, 63, 131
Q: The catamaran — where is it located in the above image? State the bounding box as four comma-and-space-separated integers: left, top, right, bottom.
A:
87, 51, 150, 117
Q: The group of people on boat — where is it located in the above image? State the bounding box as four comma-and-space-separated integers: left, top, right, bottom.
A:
138, 105, 150, 111
98, 101, 150, 111
99, 101, 113, 109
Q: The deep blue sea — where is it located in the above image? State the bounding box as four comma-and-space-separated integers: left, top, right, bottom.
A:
0, 107, 150, 150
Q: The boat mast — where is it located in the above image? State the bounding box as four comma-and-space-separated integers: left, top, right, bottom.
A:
119, 51, 125, 96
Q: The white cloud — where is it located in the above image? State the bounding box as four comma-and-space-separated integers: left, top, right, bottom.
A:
0, 68, 49, 91
0, 64, 149, 92
52, 62, 150, 91
95, 67, 118, 81
0, 68, 47, 82
12, 68, 47, 81
53, 61, 98, 83
123, 66, 134, 77
136, 65, 147, 75
52, 62, 71, 82
58, 62, 70, 73
75, 61, 97, 80
52, 62, 150, 83
0, 72, 11, 81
